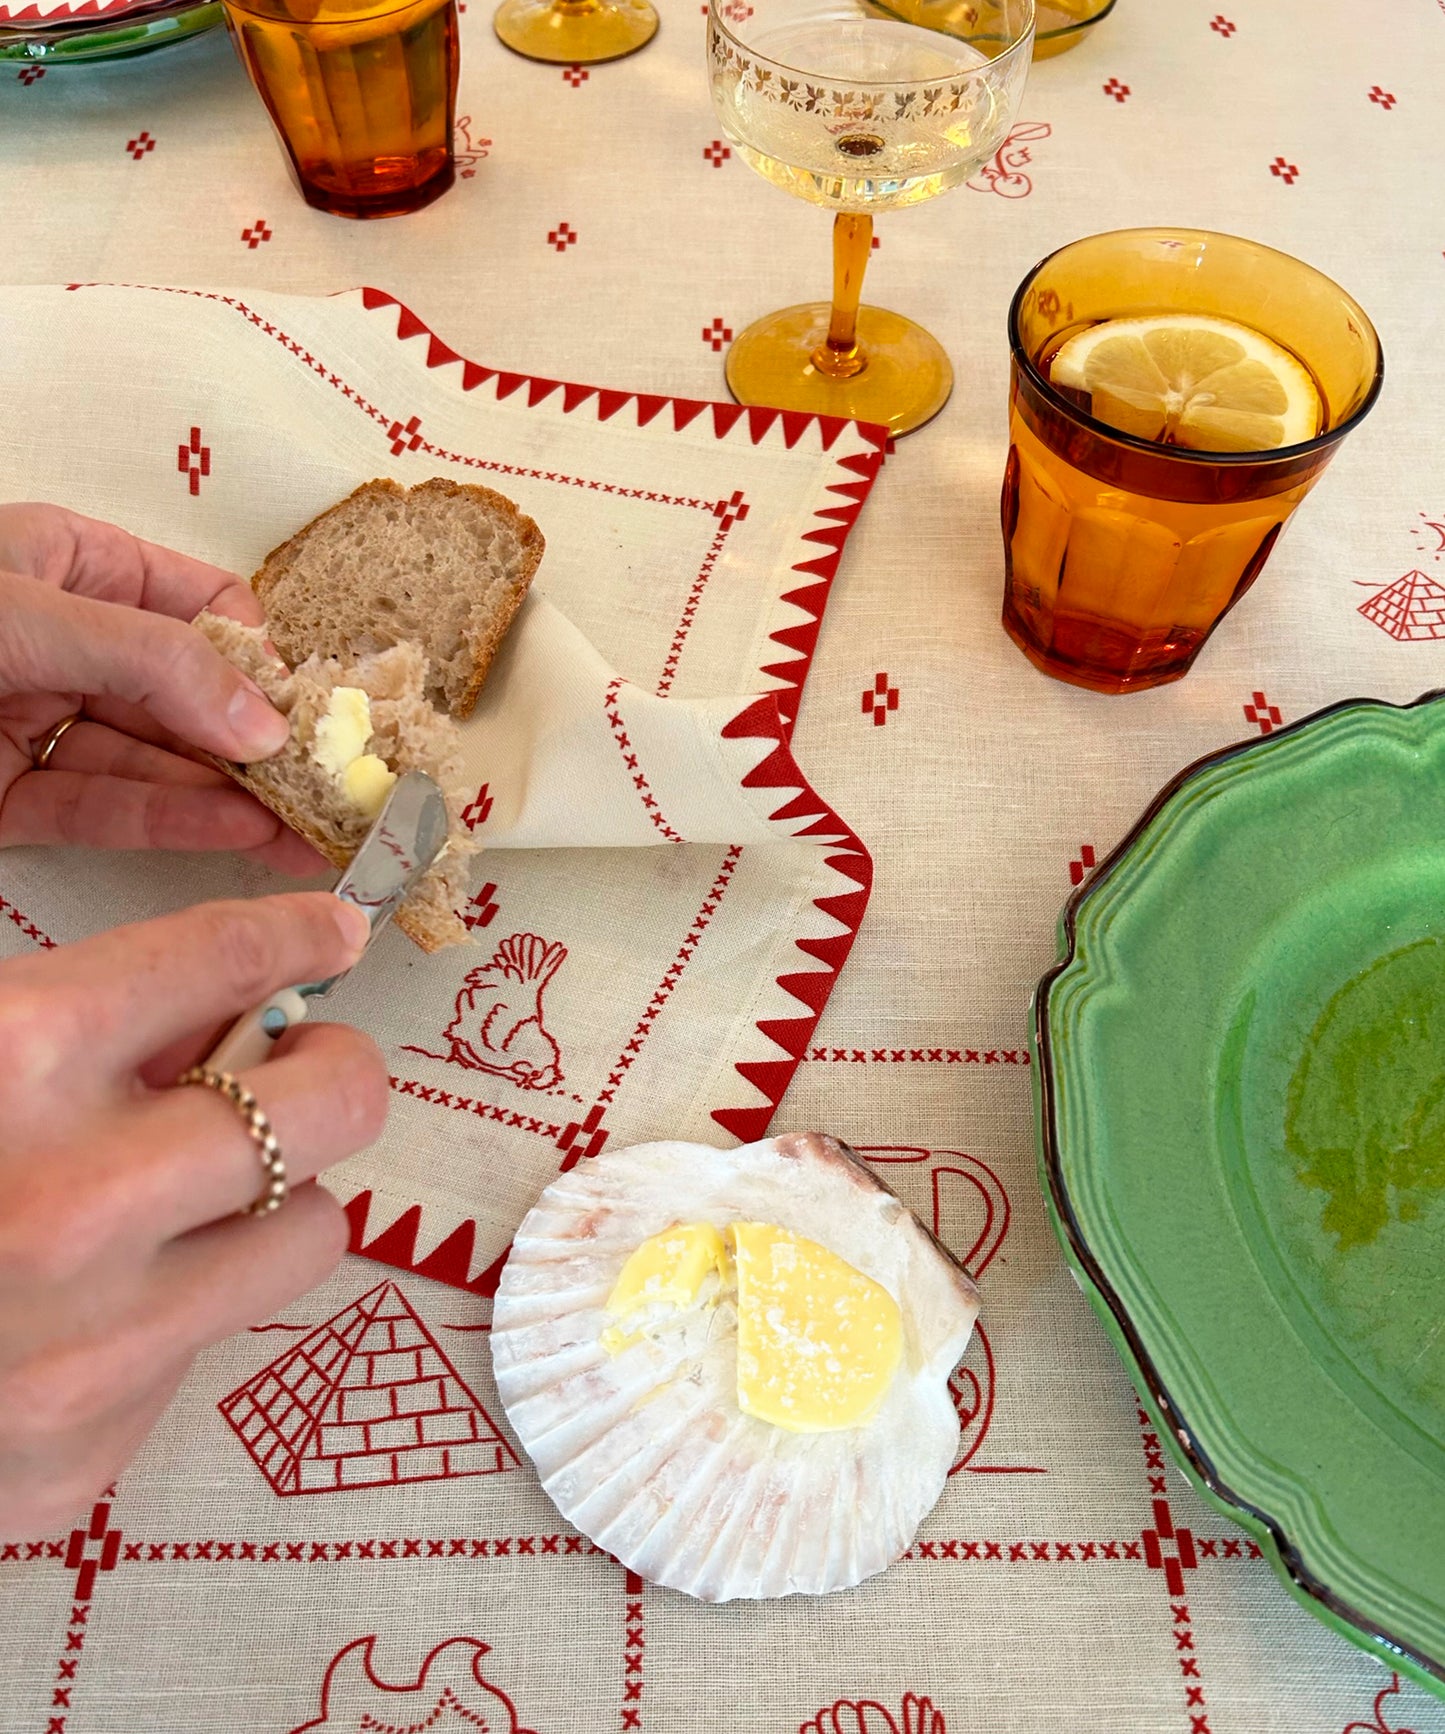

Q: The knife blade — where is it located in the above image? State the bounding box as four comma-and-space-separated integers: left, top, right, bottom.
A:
203, 770, 449, 1074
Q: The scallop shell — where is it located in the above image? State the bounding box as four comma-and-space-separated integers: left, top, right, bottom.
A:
490, 1132, 980, 1602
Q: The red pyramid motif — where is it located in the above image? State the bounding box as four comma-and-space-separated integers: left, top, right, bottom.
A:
1358, 570, 1445, 640
220, 1281, 517, 1495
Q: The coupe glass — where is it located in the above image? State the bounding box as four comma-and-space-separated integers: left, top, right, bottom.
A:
708, 0, 1034, 434
494, 0, 655, 63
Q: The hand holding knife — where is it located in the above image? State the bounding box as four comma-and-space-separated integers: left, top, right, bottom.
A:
204, 771, 449, 1073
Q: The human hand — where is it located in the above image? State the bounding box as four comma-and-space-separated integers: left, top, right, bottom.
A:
0, 891, 386, 1539
0, 502, 320, 873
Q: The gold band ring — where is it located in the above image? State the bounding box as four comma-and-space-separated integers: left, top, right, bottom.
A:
32, 713, 81, 770
175, 1066, 288, 1216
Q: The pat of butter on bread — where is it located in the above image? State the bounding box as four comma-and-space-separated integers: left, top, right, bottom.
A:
311, 687, 397, 817
191, 476, 546, 954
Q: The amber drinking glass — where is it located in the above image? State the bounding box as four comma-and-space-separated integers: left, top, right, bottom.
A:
224, 0, 459, 219
1001, 228, 1383, 693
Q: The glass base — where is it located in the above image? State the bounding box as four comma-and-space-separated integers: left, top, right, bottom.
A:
724, 302, 954, 437
295, 151, 455, 220
1001, 600, 1198, 694
493, 0, 657, 62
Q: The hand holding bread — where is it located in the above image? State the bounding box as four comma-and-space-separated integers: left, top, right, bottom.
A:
0, 501, 318, 871
197, 478, 545, 951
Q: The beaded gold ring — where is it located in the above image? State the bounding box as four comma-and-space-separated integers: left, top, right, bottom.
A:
176, 1066, 288, 1216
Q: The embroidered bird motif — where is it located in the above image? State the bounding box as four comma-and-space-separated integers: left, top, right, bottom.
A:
443, 933, 566, 1091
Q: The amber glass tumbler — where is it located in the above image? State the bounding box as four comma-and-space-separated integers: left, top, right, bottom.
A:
225, 0, 459, 219
1001, 229, 1383, 694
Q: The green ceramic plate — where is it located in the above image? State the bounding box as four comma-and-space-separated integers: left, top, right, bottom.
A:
1035, 690, 1445, 1698
0, 1, 220, 61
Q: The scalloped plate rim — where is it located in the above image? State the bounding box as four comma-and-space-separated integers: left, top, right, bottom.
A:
1033, 685, 1445, 1702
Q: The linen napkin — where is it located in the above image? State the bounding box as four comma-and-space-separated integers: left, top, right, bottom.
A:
0, 282, 883, 1294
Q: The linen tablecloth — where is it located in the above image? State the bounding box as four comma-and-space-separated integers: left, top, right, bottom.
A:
3, 1, 1445, 1730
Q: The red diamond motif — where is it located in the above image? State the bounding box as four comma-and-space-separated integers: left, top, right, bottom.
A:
1368, 85, 1396, 109
1209, 14, 1235, 34
1103, 77, 1130, 102
1242, 690, 1282, 734
241, 219, 272, 249
176, 426, 211, 496
125, 130, 156, 159
702, 316, 733, 352
1269, 155, 1299, 184
703, 139, 731, 166
861, 672, 899, 727
548, 222, 578, 252
562, 63, 588, 85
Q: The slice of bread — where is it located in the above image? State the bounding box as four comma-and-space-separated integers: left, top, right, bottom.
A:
195, 614, 476, 953
253, 477, 543, 721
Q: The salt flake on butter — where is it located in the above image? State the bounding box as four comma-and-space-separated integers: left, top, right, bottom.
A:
731, 1222, 902, 1432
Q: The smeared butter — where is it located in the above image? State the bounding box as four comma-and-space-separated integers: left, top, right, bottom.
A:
602, 1222, 728, 1354
731, 1222, 902, 1433
311, 687, 396, 817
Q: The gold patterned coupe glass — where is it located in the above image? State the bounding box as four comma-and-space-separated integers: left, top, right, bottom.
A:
493, 0, 655, 64
708, 0, 1034, 435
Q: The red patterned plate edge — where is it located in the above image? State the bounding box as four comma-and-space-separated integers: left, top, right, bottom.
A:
31, 282, 885, 1301
0, 0, 167, 23
1032, 686, 1445, 1703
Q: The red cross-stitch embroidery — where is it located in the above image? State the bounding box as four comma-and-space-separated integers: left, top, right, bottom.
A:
562, 63, 588, 84
462, 784, 494, 829
1359, 571, 1445, 640
289, 1636, 538, 1734
557, 1101, 610, 1162
386, 413, 423, 456
242, 219, 272, 249
801, 1692, 947, 1734
125, 130, 155, 159
1068, 844, 1096, 887
1209, 14, 1235, 34
220, 1280, 517, 1494
548, 222, 577, 253
1270, 156, 1299, 184
861, 672, 899, 726
1368, 85, 1397, 108
967, 120, 1051, 198
461, 882, 500, 931
703, 138, 731, 166
1242, 690, 1281, 734
702, 316, 733, 352
1103, 77, 1130, 102
454, 114, 492, 177
17, 64, 44, 83
176, 427, 210, 495
713, 487, 749, 530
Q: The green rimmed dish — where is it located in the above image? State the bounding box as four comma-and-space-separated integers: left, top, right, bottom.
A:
1034, 690, 1445, 1698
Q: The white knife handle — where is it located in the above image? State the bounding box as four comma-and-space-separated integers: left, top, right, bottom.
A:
204, 988, 311, 1074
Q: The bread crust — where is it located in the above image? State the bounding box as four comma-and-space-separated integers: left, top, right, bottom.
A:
252, 477, 544, 722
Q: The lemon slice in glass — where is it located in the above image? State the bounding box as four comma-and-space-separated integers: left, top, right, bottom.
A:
1048, 313, 1323, 453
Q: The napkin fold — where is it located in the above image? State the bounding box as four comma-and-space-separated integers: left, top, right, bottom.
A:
0, 283, 884, 1296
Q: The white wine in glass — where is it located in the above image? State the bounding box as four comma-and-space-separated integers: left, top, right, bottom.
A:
709, 0, 1034, 433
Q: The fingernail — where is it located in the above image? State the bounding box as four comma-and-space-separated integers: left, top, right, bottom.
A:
333, 897, 372, 958
228, 682, 291, 760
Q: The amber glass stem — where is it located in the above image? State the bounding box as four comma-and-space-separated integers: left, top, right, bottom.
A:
812, 212, 873, 381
